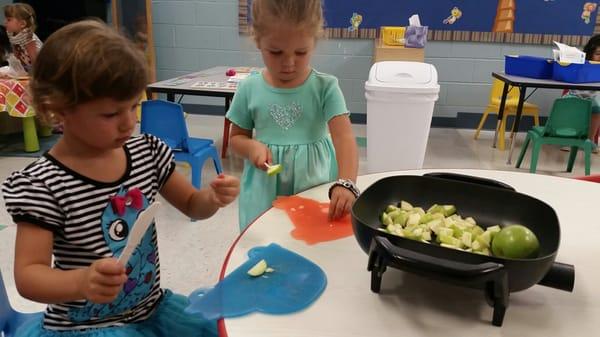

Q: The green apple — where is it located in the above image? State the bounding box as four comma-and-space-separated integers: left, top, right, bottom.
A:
491, 225, 540, 259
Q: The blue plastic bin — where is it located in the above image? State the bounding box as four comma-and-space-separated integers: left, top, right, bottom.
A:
505, 55, 554, 79
552, 61, 600, 83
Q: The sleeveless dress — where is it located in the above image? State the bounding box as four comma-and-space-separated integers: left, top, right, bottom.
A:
226, 70, 349, 231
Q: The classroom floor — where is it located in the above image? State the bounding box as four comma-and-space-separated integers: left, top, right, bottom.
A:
1, 114, 598, 312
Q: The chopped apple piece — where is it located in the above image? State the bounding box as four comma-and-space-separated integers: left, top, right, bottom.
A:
247, 259, 268, 277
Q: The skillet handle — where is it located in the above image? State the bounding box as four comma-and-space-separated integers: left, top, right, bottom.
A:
423, 172, 516, 191
537, 262, 575, 292
369, 236, 505, 281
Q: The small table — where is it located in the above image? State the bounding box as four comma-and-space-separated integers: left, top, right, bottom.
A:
220, 169, 600, 337
0, 78, 49, 152
491, 72, 600, 164
147, 66, 255, 158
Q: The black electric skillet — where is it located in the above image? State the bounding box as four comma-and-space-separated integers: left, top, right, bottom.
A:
351, 173, 575, 326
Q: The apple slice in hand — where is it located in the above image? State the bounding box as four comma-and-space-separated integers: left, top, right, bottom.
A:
264, 163, 283, 176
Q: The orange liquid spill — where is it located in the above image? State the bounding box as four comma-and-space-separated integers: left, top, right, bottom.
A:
272, 195, 353, 245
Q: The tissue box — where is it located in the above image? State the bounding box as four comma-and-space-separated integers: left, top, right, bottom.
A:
505, 55, 554, 79
380, 26, 405, 46
552, 61, 600, 83
404, 26, 428, 48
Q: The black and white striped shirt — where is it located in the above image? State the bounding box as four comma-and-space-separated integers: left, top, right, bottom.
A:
2, 134, 175, 330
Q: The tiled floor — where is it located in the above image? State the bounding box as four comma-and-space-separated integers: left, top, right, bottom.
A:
1, 114, 597, 312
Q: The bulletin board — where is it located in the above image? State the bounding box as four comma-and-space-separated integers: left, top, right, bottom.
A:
239, 0, 600, 46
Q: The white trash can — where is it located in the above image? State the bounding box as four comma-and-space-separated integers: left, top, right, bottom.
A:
365, 61, 440, 173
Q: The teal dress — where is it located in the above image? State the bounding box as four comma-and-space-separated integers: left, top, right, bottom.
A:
226, 70, 349, 231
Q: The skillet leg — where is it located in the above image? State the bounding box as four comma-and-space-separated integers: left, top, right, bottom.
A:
367, 251, 386, 293
371, 269, 382, 293
485, 272, 509, 326
492, 303, 506, 327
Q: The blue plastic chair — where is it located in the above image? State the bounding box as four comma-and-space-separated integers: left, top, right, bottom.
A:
1, 270, 42, 337
141, 100, 223, 190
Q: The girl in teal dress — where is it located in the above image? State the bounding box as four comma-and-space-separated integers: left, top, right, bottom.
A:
226, 0, 359, 231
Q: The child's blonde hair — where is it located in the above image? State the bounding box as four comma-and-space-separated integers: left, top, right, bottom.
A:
251, 0, 324, 42
3, 3, 36, 32
30, 20, 148, 124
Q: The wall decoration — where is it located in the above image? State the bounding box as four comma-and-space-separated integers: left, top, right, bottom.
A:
239, 0, 600, 45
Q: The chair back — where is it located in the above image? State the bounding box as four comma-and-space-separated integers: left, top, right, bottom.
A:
544, 97, 592, 138
489, 78, 521, 104
141, 100, 190, 150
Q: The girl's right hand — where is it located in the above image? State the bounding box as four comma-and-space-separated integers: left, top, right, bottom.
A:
249, 142, 272, 171
79, 258, 127, 304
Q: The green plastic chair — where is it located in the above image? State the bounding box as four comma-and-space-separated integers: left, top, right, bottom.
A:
516, 97, 595, 176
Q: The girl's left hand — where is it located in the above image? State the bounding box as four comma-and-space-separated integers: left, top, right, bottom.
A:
328, 186, 356, 220
209, 174, 240, 207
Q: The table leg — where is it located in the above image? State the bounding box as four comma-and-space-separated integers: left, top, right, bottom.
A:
167, 93, 175, 102
145, 88, 155, 101
22, 116, 40, 152
492, 82, 509, 148
221, 97, 231, 158
507, 86, 526, 165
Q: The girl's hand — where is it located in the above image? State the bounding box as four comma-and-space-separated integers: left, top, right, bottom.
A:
328, 186, 356, 220
209, 174, 240, 207
249, 142, 272, 170
79, 258, 127, 304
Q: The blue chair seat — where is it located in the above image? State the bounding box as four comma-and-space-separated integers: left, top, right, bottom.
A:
141, 100, 223, 191
186, 138, 214, 154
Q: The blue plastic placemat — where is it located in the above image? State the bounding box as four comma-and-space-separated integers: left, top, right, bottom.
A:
186, 243, 327, 320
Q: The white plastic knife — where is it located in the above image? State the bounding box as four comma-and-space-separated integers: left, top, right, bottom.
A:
118, 202, 161, 265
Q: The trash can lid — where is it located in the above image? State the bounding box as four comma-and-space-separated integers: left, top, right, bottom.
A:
365, 61, 439, 93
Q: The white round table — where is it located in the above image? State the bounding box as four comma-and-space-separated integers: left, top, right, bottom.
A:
219, 169, 600, 337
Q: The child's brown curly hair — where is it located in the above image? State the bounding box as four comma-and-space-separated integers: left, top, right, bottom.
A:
30, 20, 148, 124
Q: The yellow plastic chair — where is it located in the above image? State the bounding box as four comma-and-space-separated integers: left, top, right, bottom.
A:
473, 79, 540, 150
